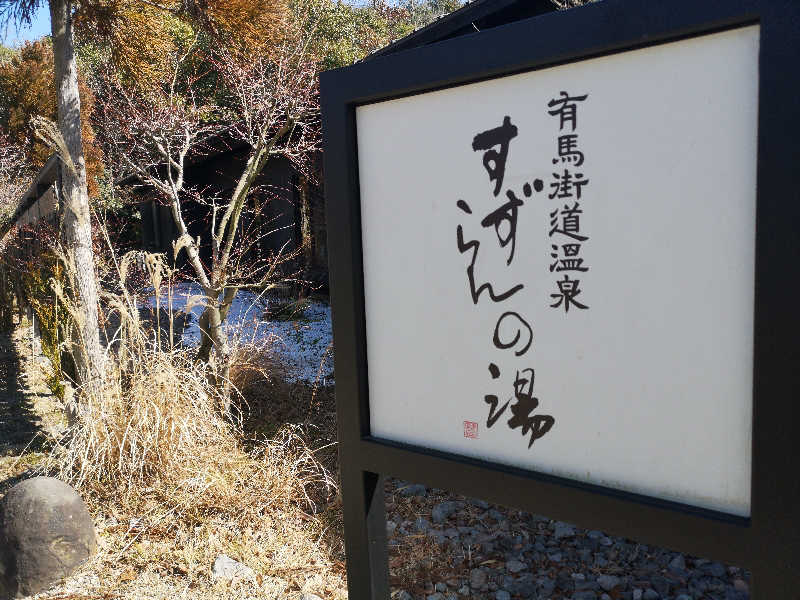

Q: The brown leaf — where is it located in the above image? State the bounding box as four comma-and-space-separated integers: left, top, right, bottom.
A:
118, 569, 136, 583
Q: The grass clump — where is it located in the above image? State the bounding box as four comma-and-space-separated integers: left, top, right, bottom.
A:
27, 251, 346, 598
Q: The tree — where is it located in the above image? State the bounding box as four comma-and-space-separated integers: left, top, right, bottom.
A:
0, 0, 291, 399
97, 28, 319, 404
43, 0, 106, 390
0, 38, 103, 195
305, 0, 465, 71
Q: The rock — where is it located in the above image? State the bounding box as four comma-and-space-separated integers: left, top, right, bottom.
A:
553, 521, 575, 539
432, 501, 462, 524
496, 591, 511, 600
399, 483, 427, 497
0, 477, 96, 598
643, 590, 660, 600
572, 591, 597, 600
426, 594, 445, 600
633, 590, 643, 600
505, 559, 526, 573
733, 578, 749, 593
587, 530, 604, 539
300, 595, 324, 600
211, 554, 255, 580
392, 592, 413, 600
669, 554, 686, 571
434, 582, 447, 592
597, 574, 620, 591
470, 568, 488, 589
651, 575, 671, 596
415, 517, 430, 532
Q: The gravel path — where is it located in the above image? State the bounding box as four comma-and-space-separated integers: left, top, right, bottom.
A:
385, 479, 751, 600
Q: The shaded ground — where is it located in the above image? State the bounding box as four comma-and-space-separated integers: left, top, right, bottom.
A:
0, 325, 65, 500
0, 330, 43, 458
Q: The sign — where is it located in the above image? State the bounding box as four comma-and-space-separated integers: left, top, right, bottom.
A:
358, 25, 758, 518
321, 1, 799, 598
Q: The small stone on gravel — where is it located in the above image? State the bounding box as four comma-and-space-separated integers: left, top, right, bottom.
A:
553, 521, 576, 539
432, 501, 462, 524
597, 574, 620, 591
505, 559, 526, 573
211, 554, 255, 580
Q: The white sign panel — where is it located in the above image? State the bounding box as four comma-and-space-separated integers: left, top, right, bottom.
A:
356, 26, 759, 517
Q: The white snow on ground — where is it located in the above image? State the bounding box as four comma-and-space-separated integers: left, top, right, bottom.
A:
144, 282, 334, 384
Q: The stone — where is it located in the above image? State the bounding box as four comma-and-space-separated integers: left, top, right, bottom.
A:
643, 590, 660, 600
211, 554, 255, 580
505, 559, 526, 573
470, 568, 488, 589
496, 591, 511, 600
399, 483, 427, 497
0, 477, 96, 598
597, 575, 620, 591
553, 521, 576, 539
651, 575, 671, 596
392, 592, 413, 600
432, 501, 462, 524
632, 589, 643, 600
415, 517, 430, 532
669, 554, 686, 571
300, 595, 324, 600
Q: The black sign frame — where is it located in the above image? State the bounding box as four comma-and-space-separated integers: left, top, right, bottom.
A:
320, 1, 800, 597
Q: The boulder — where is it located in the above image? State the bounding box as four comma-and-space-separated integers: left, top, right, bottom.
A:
0, 477, 96, 598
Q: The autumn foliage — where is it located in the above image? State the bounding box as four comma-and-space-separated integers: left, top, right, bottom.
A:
0, 39, 104, 195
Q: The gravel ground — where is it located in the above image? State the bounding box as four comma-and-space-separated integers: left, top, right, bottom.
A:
384, 479, 750, 600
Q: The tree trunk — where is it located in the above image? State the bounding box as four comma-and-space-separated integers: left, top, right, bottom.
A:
196, 288, 235, 413
196, 286, 237, 363
50, 0, 105, 391
298, 175, 313, 293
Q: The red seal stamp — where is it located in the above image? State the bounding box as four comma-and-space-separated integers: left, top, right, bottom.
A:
463, 420, 479, 439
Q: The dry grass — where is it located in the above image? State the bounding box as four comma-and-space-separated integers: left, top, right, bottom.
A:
16, 250, 348, 599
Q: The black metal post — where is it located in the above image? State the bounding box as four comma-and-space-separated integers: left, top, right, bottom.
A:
340, 465, 388, 599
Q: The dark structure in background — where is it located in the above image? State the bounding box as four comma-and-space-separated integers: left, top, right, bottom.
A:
139, 0, 559, 296
137, 145, 328, 294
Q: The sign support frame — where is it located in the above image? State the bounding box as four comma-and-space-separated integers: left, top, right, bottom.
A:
321, 1, 800, 597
